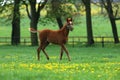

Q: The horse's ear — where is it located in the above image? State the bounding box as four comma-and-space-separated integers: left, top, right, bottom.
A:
67, 18, 72, 22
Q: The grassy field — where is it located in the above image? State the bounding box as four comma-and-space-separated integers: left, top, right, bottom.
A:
0, 4, 120, 80
0, 7, 120, 80
0, 45, 120, 80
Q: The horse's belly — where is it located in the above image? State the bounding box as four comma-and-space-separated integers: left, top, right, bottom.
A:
47, 38, 67, 44
47, 38, 59, 44
47, 32, 68, 44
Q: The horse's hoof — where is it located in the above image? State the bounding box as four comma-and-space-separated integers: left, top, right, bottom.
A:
47, 57, 49, 60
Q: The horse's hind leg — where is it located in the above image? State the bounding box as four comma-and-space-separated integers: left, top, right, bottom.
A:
61, 44, 71, 61
60, 47, 63, 60
37, 45, 42, 61
42, 41, 49, 60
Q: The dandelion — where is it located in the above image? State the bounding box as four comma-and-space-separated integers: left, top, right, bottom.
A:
76, 66, 79, 70
44, 63, 53, 70
98, 74, 102, 78
29, 67, 32, 71
19, 63, 29, 68
36, 64, 41, 69
115, 67, 120, 72
91, 68, 95, 73
82, 68, 85, 71
10, 62, 15, 70
30, 63, 36, 68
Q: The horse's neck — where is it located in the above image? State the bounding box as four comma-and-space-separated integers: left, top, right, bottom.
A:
61, 23, 69, 37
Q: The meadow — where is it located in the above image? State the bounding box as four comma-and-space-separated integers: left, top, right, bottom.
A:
0, 45, 120, 80
0, 5, 120, 80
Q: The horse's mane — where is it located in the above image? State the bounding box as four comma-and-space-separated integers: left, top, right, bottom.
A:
60, 23, 67, 31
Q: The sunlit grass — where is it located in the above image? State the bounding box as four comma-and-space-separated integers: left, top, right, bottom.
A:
0, 45, 120, 80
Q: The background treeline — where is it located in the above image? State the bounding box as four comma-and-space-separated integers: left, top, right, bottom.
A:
0, 0, 120, 46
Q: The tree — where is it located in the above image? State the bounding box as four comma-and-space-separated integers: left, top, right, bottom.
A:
99, 0, 104, 14
49, 0, 77, 29
22, 0, 48, 46
51, 0, 63, 29
0, 0, 20, 45
0, 0, 6, 12
0, 0, 14, 18
11, 0, 20, 45
101, 0, 119, 43
82, 0, 94, 45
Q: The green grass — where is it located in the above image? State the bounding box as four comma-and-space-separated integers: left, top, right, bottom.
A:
0, 45, 120, 80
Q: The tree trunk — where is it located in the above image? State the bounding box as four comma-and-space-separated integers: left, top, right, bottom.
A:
11, 0, 20, 45
56, 17, 63, 29
107, 0, 119, 43
51, 0, 63, 29
85, 0, 94, 45
109, 17, 119, 43
30, 20, 38, 46
100, 0, 104, 14
23, 0, 48, 46
30, 1, 38, 46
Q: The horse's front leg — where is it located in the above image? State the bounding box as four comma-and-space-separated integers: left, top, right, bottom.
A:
37, 45, 42, 61
61, 44, 71, 61
60, 47, 63, 60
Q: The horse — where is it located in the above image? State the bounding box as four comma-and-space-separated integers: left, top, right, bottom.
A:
29, 18, 73, 61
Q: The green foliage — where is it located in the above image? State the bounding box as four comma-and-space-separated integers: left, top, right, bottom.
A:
0, 4, 13, 18
39, 17, 56, 26
112, 2, 120, 17
0, 45, 120, 80
46, 2, 77, 19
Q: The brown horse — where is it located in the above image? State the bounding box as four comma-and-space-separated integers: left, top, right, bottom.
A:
29, 18, 73, 61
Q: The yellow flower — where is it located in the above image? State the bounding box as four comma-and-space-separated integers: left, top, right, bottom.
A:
19, 63, 29, 68
82, 68, 85, 71
98, 75, 102, 78
91, 68, 95, 73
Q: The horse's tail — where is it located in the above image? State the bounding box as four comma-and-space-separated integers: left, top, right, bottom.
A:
28, 28, 39, 33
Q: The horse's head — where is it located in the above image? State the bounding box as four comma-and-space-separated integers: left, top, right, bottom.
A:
66, 18, 73, 31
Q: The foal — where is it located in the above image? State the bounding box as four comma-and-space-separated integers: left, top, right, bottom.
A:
29, 18, 73, 61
